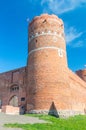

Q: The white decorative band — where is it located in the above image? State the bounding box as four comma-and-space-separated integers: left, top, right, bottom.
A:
29, 31, 64, 42
29, 46, 65, 55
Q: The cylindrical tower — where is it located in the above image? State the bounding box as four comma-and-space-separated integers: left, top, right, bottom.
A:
27, 14, 69, 115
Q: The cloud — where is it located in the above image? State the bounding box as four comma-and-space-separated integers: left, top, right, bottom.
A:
28, 0, 85, 48
41, 0, 86, 14
28, 0, 86, 14
64, 26, 84, 48
65, 27, 83, 43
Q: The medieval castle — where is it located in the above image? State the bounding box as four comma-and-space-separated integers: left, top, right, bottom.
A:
0, 14, 86, 117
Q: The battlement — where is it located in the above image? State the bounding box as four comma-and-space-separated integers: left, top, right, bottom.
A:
28, 14, 66, 61
0, 13, 86, 117
29, 14, 64, 37
29, 14, 63, 26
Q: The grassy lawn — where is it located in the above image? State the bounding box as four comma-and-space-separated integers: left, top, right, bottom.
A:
4, 114, 86, 130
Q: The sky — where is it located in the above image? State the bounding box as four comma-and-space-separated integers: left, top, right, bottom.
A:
0, 0, 86, 73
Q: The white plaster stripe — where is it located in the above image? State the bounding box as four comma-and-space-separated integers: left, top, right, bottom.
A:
29, 32, 64, 42
29, 46, 65, 55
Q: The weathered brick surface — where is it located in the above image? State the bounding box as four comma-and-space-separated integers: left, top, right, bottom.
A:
76, 69, 86, 82
27, 14, 86, 116
27, 14, 68, 112
2, 105, 19, 115
0, 14, 86, 117
0, 67, 27, 111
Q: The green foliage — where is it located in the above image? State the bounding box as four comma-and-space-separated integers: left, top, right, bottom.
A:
4, 114, 86, 130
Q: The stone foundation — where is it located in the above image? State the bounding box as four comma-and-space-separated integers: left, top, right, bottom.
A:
0, 14, 86, 117
28, 110, 85, 118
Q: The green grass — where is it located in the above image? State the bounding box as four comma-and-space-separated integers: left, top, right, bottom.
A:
4, 114, 86, 130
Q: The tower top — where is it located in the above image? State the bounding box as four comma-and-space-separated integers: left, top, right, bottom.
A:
29, 14, 63, 26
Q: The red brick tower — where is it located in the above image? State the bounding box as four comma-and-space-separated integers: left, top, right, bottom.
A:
27, 14, 68, 115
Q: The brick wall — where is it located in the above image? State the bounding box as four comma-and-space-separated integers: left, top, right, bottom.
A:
76, 69, 86, 82
27, 14, 67, 110
26, 14, 86, 117
2, 105, 19, 115
0, 14, 86, 117
0, 67, 27, 109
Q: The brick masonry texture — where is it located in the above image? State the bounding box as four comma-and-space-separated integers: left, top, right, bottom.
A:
0, 14, 86, 117
0, 67, 27, 113
76, 69, 86, 82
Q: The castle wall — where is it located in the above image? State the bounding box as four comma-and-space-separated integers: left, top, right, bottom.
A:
0, 67, 27, 109
27, 14, 69, 114
76, 69, 86, 82
27, 14, 86, 117
0, 14, 86, 117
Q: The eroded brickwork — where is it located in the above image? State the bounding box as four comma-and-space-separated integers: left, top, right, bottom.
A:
27, 14, 86, 117
0, 67, 27, 112
27, 14, 68, 112
0, 14, 86, 117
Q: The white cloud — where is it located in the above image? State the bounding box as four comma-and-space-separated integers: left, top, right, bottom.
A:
65, 27, 83, 43
64, 26, 84, 48
28, 0, 86, 14
28, 0, 85, 48
41, 0, 86, 14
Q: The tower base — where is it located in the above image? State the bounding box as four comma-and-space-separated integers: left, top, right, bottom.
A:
27, 109, 85, 118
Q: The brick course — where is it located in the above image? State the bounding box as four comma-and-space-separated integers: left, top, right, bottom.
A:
0, 14, 86, 117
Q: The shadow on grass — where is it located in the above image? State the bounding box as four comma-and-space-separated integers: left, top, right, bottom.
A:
48, 102, 59, 118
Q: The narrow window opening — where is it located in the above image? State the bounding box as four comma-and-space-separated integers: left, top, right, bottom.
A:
10, 85, 19, 92
21, 97, 25, 101
43, 19, 46, 23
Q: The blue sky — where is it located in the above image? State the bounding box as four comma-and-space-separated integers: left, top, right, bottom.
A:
0, 0, 86, 73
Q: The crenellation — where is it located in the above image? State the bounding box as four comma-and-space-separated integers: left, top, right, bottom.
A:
0, 14, 86, 117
